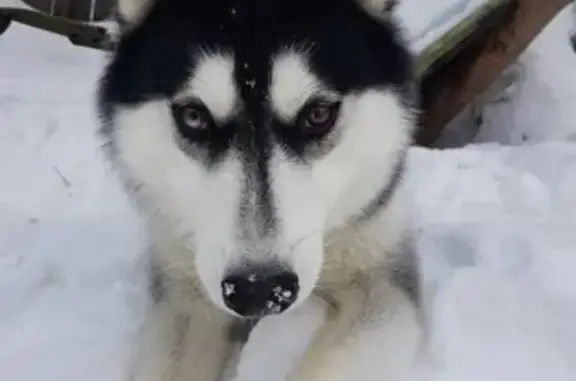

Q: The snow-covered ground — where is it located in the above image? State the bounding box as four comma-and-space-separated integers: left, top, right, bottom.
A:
1, 2, 575, 381
475, 5, 576, 144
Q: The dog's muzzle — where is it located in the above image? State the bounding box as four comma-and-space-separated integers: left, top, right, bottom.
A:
221, 265, 299, 318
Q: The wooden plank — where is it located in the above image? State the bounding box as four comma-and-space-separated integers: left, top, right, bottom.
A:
93, 0, 115, 21
21, 0, 113, 21
0, 7, 111, 49
67, 0, 92, 21
0, 13, 11, 36
20, 0, 53, 15
415, 0, 573, 146
415, 0, 512, 79
51, 0, 71, 18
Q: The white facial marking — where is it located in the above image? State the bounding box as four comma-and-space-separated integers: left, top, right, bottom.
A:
267, 85, 414, 307
112, 99, 244, 312
178, 53, 238, 121
110, 47, 414, 315
270, 51, 325, 121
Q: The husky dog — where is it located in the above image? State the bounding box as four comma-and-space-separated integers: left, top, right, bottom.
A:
97, 0, 421, 380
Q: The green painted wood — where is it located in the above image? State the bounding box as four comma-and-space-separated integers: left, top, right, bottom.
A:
0, 7, 111, 49
415, 0, 512, 78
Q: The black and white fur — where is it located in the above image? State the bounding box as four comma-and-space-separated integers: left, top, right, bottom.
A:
97, 0, 422, 380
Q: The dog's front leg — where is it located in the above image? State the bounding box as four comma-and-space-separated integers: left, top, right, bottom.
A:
230, 298, 327, 381
286, 284, 421, 381
128, 294, 234, 381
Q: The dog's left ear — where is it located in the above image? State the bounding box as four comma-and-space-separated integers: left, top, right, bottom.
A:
355, 0, 398, 15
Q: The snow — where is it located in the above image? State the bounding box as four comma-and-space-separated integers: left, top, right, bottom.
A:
475, 6, 576, 144
398, 0, 491, 53
1, 2, 576, 381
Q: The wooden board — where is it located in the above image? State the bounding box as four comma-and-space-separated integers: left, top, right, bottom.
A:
0, 12, 12, 35
20, 0, 114, 22
416, 0, 573, 146
0, 7, 111, 49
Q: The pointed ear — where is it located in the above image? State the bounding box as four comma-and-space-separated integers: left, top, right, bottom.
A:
355, 0, 398, 16
116, 0, 154, 28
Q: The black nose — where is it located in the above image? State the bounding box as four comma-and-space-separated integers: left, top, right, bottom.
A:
221, 268, 299, 318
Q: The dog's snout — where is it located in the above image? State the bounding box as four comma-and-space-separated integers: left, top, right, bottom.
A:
221, 268, 299, 318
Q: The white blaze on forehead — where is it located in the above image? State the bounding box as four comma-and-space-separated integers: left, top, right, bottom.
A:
179, 53, 238, 120
270, 51, 324, 121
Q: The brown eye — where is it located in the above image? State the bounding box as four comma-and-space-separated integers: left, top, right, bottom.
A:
303, 101, 340, 133
307, 105, 331, 126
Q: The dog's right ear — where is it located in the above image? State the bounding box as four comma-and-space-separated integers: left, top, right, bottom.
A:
116, 0, 154, 29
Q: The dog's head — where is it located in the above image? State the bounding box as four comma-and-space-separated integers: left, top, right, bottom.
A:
98, 0, 416, 318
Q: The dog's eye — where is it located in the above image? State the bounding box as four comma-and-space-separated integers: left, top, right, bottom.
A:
172, 101, 212, 130
181, 106, 207, 129
307, 105, 332, 126
301, 101, 340, 135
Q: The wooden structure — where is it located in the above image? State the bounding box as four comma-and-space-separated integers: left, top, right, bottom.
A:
415, 0, 572, 145
20, 0, 113, 21
0, 6, 112, 49
0, 0, 572, 146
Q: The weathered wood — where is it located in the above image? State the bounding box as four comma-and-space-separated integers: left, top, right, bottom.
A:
21, 0, 114, 21
0, 13, 11, 36
52, 0, 71, 19
415, 0, 573, 146
415, 0, 512, 79
0, 7, 111, 50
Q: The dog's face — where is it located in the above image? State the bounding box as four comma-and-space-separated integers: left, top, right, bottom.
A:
99, 0, 415, 318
